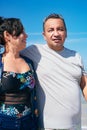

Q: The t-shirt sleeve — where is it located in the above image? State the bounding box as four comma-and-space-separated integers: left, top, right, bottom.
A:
76, 52, 87, 76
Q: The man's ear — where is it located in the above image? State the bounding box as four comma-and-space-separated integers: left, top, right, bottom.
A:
42, 32, 46, 41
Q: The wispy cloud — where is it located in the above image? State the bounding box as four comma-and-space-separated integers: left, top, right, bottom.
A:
27, 32, 87, 44
66, 37, 87, 43
68, 32, 87, 35
27, 32, 42, 36
27, 32, 87, 36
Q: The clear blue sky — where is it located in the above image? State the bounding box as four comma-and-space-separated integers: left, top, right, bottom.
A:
0, 0, 87, 70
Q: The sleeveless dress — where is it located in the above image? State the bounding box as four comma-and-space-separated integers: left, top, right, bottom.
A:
0, 55, 38, 130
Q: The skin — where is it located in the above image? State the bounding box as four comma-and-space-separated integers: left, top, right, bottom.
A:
43, 18, 67, 51
2, 30, 29, 73
43, 18, 87, 101
80, 75, 87, 100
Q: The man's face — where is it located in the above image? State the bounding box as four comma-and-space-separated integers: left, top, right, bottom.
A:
43, 18, 67, 51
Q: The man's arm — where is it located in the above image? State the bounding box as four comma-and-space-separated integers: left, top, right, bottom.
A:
80, 75, 87, 101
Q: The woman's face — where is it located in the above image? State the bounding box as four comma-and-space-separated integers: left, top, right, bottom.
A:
8, 30, 28, 52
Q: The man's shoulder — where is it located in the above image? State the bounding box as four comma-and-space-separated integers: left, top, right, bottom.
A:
64, 47, 79, 56
64, 47, 82, 60
65, 47, 77, 53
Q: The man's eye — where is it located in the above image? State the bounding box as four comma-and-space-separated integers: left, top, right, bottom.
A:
58, 28, 65, 31
48, 29, 53, 32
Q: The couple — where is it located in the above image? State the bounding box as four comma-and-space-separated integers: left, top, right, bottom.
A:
0, 13, 87, 130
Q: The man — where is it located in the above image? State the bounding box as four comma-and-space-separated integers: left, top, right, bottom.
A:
21, 13, 87, 130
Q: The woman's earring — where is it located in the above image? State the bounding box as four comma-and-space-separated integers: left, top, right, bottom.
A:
0, 44, 5, 54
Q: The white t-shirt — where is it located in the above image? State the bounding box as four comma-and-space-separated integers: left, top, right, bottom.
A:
21, 44, 85, 129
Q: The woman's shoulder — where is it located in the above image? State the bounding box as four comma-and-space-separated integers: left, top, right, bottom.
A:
20, 55, 34, 67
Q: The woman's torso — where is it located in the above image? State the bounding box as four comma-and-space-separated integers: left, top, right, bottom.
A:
0, 57, 35, 118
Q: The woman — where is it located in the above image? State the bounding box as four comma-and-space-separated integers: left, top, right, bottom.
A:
0, 17, 38, 130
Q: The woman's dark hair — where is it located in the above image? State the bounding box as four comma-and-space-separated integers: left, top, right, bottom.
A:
43, 13, 67, 33
0, 17, 24, 45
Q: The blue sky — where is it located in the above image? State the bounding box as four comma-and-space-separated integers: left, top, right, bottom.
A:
0, 0, 87, 70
